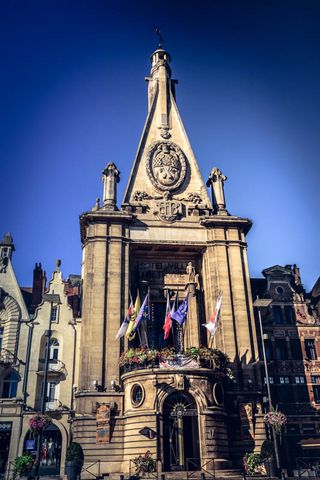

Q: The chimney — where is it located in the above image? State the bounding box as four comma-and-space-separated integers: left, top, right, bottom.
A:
31, 263, 46, 310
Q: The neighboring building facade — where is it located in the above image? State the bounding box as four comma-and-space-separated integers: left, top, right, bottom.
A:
0, 236, 81, 478
251, 265, 320, 475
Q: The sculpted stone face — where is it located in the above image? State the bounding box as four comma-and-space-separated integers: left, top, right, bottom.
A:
146, 141, 188, 192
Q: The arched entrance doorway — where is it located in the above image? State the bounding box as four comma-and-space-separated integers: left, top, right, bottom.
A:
163, 392, 200, 471
24, 423, 62, 476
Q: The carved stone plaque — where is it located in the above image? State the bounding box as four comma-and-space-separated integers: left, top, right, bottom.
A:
146, 141, 187, 192
154, 200, 182, 222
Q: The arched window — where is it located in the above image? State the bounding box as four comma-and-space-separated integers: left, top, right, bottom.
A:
2, 371, 20, 398
49, 339, 60, 361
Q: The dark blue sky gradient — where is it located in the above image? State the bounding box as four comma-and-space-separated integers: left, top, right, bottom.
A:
1, 0, 319, 289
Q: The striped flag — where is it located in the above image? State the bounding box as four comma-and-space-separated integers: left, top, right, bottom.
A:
163, 292, 173, 340
202, 294, 222, 337
116, 298, 134, 339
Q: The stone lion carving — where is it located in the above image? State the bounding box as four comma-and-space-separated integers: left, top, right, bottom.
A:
146, 141, 187, 192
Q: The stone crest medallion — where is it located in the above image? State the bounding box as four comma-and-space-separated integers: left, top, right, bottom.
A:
146, 141, 187, 192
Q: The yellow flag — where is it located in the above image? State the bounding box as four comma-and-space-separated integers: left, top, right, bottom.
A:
126, 291, 141, 339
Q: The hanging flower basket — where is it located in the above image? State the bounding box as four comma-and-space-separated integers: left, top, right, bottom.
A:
264, 408, 287, 434
29, 414, 52, 433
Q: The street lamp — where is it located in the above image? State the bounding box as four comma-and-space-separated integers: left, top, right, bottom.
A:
253, 297, 282, 478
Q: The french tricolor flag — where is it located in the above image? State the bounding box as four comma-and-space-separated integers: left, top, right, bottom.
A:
203, 294, 222, 337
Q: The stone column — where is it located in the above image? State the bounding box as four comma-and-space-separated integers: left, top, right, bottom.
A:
102, 162, 120, 209
206, 167, 228, 215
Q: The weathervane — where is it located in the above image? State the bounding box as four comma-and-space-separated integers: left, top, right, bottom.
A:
154, 25, 164, 49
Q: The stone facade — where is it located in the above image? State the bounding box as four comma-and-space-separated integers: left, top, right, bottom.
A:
73, 46, 260, 476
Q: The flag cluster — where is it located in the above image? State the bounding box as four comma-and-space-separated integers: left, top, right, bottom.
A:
116, 289, 222, 344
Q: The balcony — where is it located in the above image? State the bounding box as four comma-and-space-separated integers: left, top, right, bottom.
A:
45, 398, 63, 411
119, 347, 231, 377
37, 359, 66, 376
0, 348, 20, 370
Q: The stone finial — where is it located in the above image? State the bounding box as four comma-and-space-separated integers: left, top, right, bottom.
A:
102, 162, 120, 210
56, 259, 61, 271
206, 167, 228, 215
92, 197, 100, 211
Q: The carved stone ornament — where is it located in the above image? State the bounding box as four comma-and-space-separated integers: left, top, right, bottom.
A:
133, 190, 151, 202
146, 141, 187, 192
153, 200, 182, 223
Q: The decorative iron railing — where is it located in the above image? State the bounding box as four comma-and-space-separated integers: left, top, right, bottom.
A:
0, 348, 20, 367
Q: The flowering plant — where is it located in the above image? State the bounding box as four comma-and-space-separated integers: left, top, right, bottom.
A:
29, 414, 52, 433
264, 408, 287, 434
132, 450, 156, 476
243, 453, 266, 475
119, 348, 160, 367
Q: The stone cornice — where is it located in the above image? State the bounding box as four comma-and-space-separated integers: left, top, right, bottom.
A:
200, 215, 252, 234
79, 209, 135, 244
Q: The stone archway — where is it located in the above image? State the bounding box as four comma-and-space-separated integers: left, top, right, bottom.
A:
163, 391, 200, 472
23, 423, 62, 476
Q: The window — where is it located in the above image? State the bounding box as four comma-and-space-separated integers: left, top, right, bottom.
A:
265, 339, 273, 361
275, 339, 288, 360
295, 376, 305, 384
286, 424, 300, 435
2, 371, 19, 398
50, 306, 58, 322
279, 376, 290, 384
302, 423, 316, 434
276, 286, 284, 295
284, 306, 295, 324
311, 376, 320, 385
291, 339, 303, 360
49, 338, 59, 361
47, 382, 57, 402
131, 384, 144, 407
264, 376, 274, 384
305, 339, 317, 360
278, 385, 292, 402
314, 386, 320, 403
0, 326, 3, 351
273, 306, 284, 324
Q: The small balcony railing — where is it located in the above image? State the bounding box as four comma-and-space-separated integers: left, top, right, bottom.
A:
37, 359, 66, 375
0, 348, 20, 368
45, 398, 63, 411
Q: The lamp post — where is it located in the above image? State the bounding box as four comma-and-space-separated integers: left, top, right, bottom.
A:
253, 298, 282, 478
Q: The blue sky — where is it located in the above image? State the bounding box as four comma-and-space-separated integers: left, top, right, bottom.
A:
1, 0, 319, 290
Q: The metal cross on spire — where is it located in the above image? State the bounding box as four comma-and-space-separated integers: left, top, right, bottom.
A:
154, 25, 164, 48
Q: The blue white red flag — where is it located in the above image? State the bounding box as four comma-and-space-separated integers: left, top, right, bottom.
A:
163, 293, 175, 340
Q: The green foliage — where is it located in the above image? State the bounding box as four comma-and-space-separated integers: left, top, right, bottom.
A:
12, 454, 34, 477
132, 450, 156, 476
65, 442, 84, 462
260, 439, 275, 460
243, 453, 266, 475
